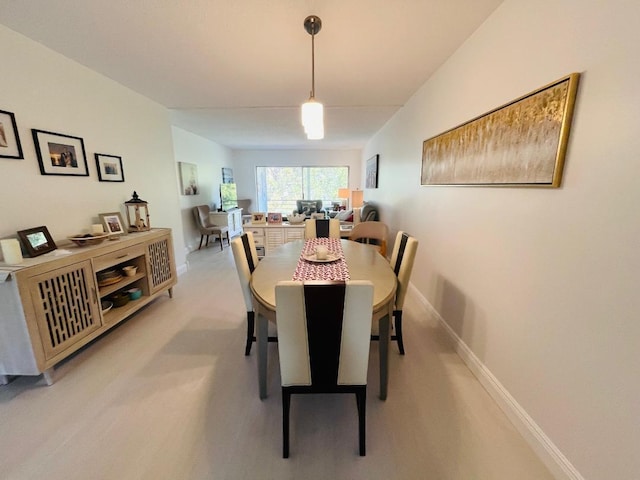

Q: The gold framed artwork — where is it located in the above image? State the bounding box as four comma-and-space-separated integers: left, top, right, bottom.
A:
421, 73, 580, 187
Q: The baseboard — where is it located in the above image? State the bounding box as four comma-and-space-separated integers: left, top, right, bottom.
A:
409, 284, 584, 480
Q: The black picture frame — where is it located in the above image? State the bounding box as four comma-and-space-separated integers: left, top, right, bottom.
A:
366, 154, 379, 188
32, 129, 89, 176
95, 153, 125, 182
0, 109, 24, 159
17, 226, 57, 257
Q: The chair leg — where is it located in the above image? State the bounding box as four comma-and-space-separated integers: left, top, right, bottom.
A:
219, 232, 224, 251
356, 388, 366, 456
245, 311, 255, 356
283, 389, 291, 458
394, 310, 405, 355
205, 234, 211, 247
198, 234, 205, 250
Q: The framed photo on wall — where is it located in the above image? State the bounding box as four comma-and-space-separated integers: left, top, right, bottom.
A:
179, 161, 199, 195
0, 109, 23, 159
95, 153, 125, 182
366, 154, 379, 188
32, 129, 89, 176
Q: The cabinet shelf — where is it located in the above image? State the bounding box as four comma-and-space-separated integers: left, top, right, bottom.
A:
98, 271, 146, 297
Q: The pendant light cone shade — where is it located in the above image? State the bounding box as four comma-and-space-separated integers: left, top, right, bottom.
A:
301, 15, 324, 140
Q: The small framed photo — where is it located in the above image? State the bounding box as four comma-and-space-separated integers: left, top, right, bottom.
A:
17, 226, 57, 257
267, 212, 283, 224
251, 212, 267, 224
32, 129, 89, 176
99, 212, 127, 236
95, 153, 125, 182
0, 109, 23, 159
310, 212, 326, 220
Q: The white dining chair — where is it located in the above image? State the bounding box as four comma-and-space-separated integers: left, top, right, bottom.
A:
276, 280, 374, 457
304, 218, 340, 239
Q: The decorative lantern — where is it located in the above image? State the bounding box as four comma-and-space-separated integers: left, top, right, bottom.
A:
125, 191, 150, 232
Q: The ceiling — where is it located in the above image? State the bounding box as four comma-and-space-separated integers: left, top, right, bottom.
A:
0, 0, 503, 150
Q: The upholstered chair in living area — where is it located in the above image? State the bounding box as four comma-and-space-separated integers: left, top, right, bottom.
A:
295, 199, 325, 218
387, 231, 419, 355
348, 221, 389, 257
192, 205, 230, 250
276, 280, 374, 458
230, 232, 277, 355
304, 218, 340, 239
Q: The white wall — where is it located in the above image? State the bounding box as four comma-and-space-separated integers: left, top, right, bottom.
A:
232, 149, 362, 210
171, 126, 233, 254
364, 1, 640, 479
0, 25, 187, 269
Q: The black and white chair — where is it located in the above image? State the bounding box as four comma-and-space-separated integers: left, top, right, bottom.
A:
387, 231, 419, 355
304, 218, 340, 239
275, 280, 374, 458
230, 232, 276, 355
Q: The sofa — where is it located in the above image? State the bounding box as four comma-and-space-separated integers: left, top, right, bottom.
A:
336, 202, 379, 225
294, 199, 326, 218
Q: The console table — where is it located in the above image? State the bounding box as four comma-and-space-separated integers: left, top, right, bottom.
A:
243, 222, 305, 257
0, 228, 177, 385
210, 208, 243, 238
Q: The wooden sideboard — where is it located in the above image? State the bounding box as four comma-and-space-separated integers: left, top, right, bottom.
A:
209, 208, 243, 238
0, 228, 177, 385
242, 222, 305, 257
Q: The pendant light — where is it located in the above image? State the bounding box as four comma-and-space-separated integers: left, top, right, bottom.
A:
301, 15, 324, 140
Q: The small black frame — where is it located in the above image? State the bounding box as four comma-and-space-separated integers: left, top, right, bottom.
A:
17, 226, 57, 257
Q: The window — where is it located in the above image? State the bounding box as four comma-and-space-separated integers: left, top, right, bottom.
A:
256, 166, 348, 215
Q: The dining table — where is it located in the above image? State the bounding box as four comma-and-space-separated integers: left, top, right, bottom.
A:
250, 238, 397, 400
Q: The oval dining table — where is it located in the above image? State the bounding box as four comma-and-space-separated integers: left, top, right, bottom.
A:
250, 239, 397, 400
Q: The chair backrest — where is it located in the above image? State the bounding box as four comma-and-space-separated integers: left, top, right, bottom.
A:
230, 232, 259, 311
360, 203, 379, 222
348, 221, 389, 257
296, 199, 324, 215
276, 280, 374, 388
237, 199, 252, 212
304, 218, 340, 239
389, 231, 419, 310
193, 205, 212, 232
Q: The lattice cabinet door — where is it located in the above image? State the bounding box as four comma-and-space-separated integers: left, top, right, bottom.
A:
27, 260, 101, 361
146, 235, 176, 294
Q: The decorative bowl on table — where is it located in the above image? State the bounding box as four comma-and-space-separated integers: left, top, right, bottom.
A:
68, 233, 108, 247
288, 213, 305, 224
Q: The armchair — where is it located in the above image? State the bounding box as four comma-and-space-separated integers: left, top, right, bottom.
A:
295, 199, 325, 218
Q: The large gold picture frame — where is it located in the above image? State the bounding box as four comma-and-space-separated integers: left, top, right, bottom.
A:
421, 73, 580, 187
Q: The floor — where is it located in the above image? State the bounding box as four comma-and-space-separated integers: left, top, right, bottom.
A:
0, 244, 555, 480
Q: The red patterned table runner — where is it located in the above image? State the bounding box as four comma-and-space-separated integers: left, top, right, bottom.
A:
292, 238, 350, 281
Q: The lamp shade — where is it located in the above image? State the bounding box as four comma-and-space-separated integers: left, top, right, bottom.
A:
351, 190, 364, 209
302, 98, 324, 139
338, 188, 350, 199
